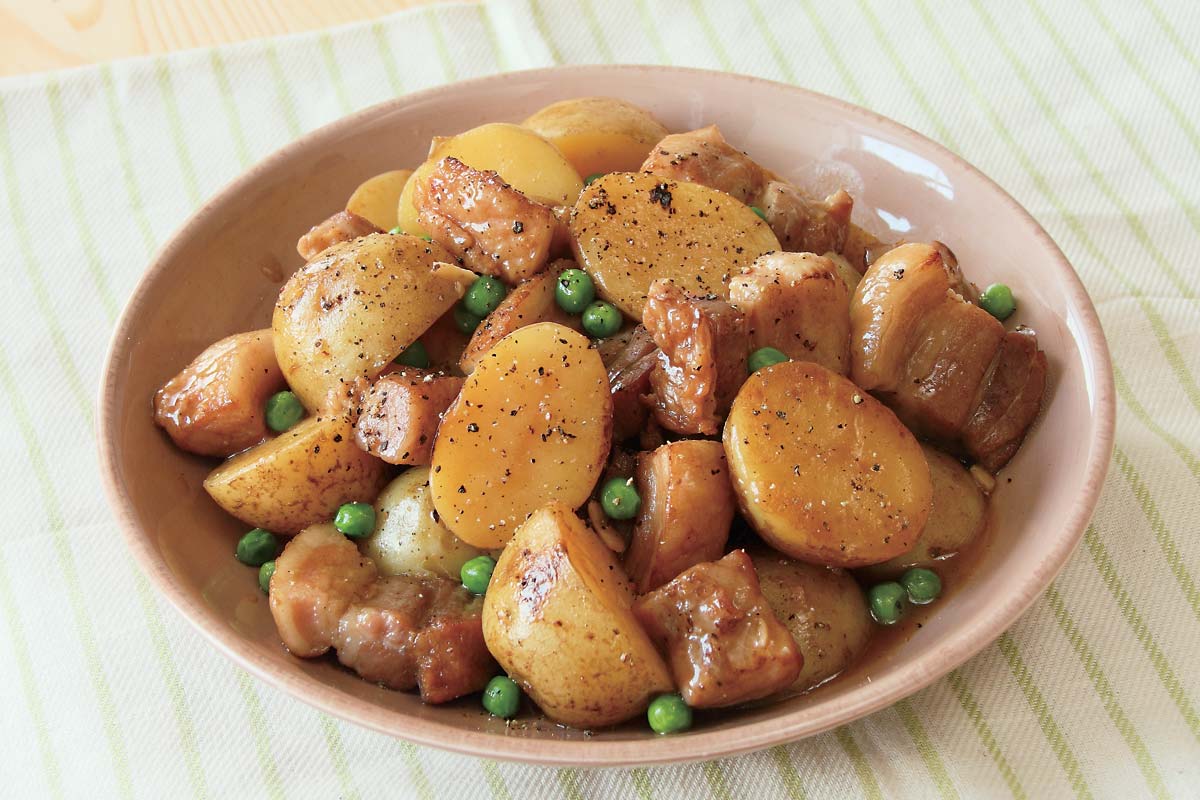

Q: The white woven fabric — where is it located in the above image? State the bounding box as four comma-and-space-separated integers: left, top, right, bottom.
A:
1, 1, 1198, 797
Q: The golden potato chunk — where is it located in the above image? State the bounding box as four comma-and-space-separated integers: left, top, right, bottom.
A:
458, 269, 577, 373
634, 550, 803, 708
154, 330, 285, 457
203, 414, 389, 534
523, 96, 670, 177
346, 169, 413, 231
483, 503, 673, 727
353, 369, 463, 466
624, 440, 736, 593
729, 252, 852, 375
569, 172, 780, 319
723, 360, 932, 567
296, 210, 381, 262
430, 323, 612, 549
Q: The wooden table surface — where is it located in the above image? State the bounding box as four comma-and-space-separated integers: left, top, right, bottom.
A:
0, 0, 460, 77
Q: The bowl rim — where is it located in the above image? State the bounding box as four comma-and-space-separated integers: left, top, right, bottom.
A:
97, 63, 1115, 767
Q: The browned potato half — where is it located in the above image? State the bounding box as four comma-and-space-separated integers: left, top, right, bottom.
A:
522, 96, 670, 177
723, 360, 932, 567
430, 323, 612, 549
751, 548, 873, 693
824, 252, 862, 298
458, 270, 577, 373
729, 251, 852, 375
482, 502, 673, 727
569, 172, 780, 319
346, 169, 413, 230
273, 233, 474, 411
856, 446, 987, 582
203, 414, 389, 534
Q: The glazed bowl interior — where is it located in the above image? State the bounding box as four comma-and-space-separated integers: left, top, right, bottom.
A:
99, 65, 1113, 766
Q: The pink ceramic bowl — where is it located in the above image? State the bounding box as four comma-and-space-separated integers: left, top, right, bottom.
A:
98, 65, 1114, 766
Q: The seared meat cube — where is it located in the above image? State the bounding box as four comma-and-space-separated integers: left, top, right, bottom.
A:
354, 369, 463, 465
640, 125, 766, 204
962, 327, 1047, 471
601, 325, 659, 442
414, 157, 557, 283
642, 279, 748, 436
297, 210, 381, 261
624, 440, 736, 593
153, 330, 286, 457
633, 550, 803, 708
758, 182, 853, 255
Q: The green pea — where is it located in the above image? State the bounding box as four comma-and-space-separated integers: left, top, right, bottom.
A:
258, 561, 276, 595
868, 581, 906, 625
388, 225, 403, 235
461, 555, 497, 595
600, 476, 641, 520
581, 301, 622, 339
236, 529, 280, 567
264, 390, 305, 433
334, 502, 376, 539
979, 283, 1015, 321
463, 275, 508, 317
901, 568, 942, 605
394, 340, 430, 368
748, 347, 789, 374
453, 304, 484, 335
584, 172, 606, 186
647, 693, 692, 734
554, 268, 596, 314
420, 234, 433, 242
482, 675, 521, 718
749, 205, 768, 222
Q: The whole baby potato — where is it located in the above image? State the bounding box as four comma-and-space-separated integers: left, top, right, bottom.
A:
482, 502, 673, 728
522, 96, 670, 177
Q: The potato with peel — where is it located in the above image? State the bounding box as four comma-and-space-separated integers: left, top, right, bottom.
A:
346, 169, 413, 230
723, 360, 932, 567
482, 502, 673, 727
397, 122, 583, 237
430, 323, 612, 549
272, 233, 474, 411
203, 414, 389, 534
569, 172, 781, 319
522, 96, 670, 177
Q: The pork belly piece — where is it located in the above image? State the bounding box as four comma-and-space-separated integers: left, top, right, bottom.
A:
758, 182, 853, 255
623, 440, 736, 593
354, 369, 463, 465
154, 330, 286, 457
600, 325, 659, 442
633, 550, 803, 708
414, 156, 557, 283
962, 327, 1048, 471
641, 279, 748, 436
297, 210, 381, 261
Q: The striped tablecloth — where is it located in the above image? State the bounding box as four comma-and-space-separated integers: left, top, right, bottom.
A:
2, 1, 1197, 797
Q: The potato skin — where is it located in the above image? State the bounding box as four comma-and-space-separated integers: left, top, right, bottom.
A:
204, 414, 389, 534
751, 548, 873, 693
272, 233, 474, 412
482, 503, 673, 728
430, 323, 612, 549
723, 360, 932, 567
522, 97, 669, 177
569, 172, 780, 320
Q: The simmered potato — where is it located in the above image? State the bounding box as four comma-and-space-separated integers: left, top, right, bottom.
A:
825, 252, 862, 298
483, 502, 673, 727
856, 446, 987, 581
346, 169, 413, 230
361, 468, 489, 580
273, 233, 474, 411
203, 414, 389, 534
522, 96, 670, 177
751, 549, 872, 693
723, 360, 932, 567
397, 123, 583, 237
430, 323, 612, 549
569, 172, 781, 319
458, 270, 576, 373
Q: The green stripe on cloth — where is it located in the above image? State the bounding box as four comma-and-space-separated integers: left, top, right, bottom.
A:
235, 672, 286, 800
97, 65, 156, 254
154, 59, 202, 204
798, 0, 869, 104
768, 746, 807, 799
1113, 367, 1200, 483
894, 700, 960, 800
427, 7, 462, 80
482, 761, 513, 800
634, 0, 671, 65
629, 767, 655, 800
747, 0, 796, 84
687, 0, 734, 71
318, 34, 354, 116
209, 51, 253, 168
1143, 0, 1200, 75
946, 670, 1029, 800
372, 22, 407, 96
557, 767, 585, 800
476, 6, 511, 71
399, 741, 434, 800
834, 727, 884, 800
581, 0, 615, 61
318, 715, 360, 800
264, 44, 302, 138
702, 760, 734, 800
528, 0, 565, 65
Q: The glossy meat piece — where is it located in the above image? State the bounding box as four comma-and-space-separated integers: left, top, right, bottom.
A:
729, 252, 852, 375
334, 572, 495, 703
759, 182, 853, 255
640, 125, 766, 204
962, 327, 1047, 471
641, 279, 748, 436
633, 550, 803, 708
624, 440, 736, 593
296, 210, 381, 262
269, 523, 378, 657
354, 369, 463, 465
414, 157, 557, 283
153, 330, 286, 457
602, 325, 659, 442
